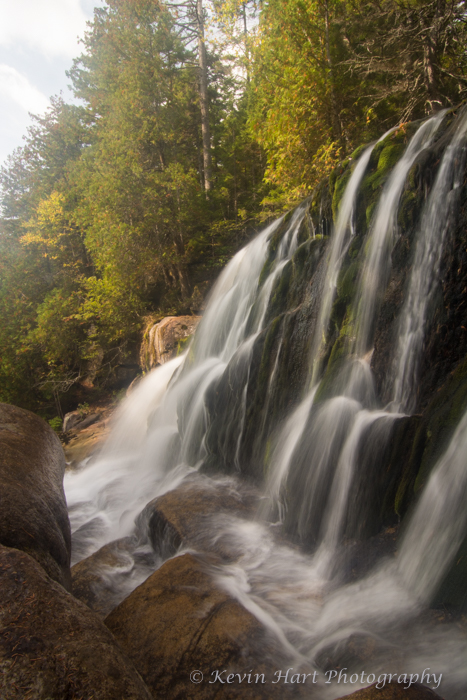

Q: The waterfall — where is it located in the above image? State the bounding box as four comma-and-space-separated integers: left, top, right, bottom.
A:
263, 115, 445, 528
354, 111, 445, 357
396, 408, 467, 602
264, 140, 383, 517
390, 111, 467, 411
309, 139, 379, 385
65, 108, 467, 699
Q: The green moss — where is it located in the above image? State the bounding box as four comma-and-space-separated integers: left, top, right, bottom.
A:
397, 187, 418, 229
337, 260, 360, 303
358, 127, 417, 230
348, 237, 362, 259
350, 144, 368, 161
176, 335, 192, 355
48, 416, 62, 433
363, 142, 405, 195
314, 308, 355, 403
296, 210, 314, 245
366, 201, 377, 226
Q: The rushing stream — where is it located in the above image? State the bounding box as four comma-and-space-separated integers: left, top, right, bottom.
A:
65, 108, 467, 698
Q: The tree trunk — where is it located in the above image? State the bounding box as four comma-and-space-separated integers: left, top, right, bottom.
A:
324, 0, 342, 145
197, 0, 212, 193
423, 38, 441, 110
243, 2, 250, 83
174, 231, 192, 299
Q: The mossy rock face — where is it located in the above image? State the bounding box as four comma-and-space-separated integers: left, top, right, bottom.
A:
203, 328, 267, 481
314, 306, 357, 404
371, 107, 467, 407
414, 356, 467, 490
338, 260, 361, 304
207, 109, 467, 615
350, 143, 368, 161
263, 259, 293, 325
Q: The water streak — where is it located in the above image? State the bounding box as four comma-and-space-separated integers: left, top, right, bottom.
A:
354, 112, 445, 356
310, 142, 378, 384
397, 408, 467, 602
391, 109, 467, 411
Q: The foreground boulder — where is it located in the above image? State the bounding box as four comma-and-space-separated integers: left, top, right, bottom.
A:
105, 552, 309, 699
71, 536, 158, 617
140, 315, 201, 369
71, 537, 136, 616
0, 403, 71, 589
0, 544, 153, 700
139, 474, 257, 560
337, 681, 443, 699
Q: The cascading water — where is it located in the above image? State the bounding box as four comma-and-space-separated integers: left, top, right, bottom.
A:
390, 113, 467, 412
354, 111, 445, 357
263, 109, 453, 548
65, 107, 467, 699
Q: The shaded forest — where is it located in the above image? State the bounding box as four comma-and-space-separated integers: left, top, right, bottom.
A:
1, 0, 466, 418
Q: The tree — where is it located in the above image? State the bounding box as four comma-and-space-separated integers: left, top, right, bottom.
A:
248, 0, 356, 199
342, 0, 467, 123
68, 0, 208, 304
0, 100, 91, 411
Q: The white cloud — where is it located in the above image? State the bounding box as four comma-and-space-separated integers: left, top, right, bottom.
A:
0, 0, 89, 59
0, 64, 49, 114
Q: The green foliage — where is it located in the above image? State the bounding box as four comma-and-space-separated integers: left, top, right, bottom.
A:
247, 0, 467, 200
48, 417, 63, 433
77, 402, 90, 417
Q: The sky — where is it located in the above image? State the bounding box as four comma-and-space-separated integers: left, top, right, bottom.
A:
0, 0, 105, 167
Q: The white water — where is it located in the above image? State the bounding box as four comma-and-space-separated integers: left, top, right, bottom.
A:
264, 137, 384, 523
391, 111, 467, 411
262, 112, 449, 543
355, 111, 445, 356
397, 409, 467, 602
318, 409, 395, 555
65, 356, 190, 563
65, 207, 308, 562
310, 142, 378, 384
64, 112, 467, 699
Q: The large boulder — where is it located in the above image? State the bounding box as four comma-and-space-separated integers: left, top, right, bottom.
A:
71, 536, 156, 617
0, 403, 71, 589
140, 315, 201, 369
138, 475, 258, 560
71, 537, 135, 616
105, 552, 308, 699
0, 544, 153, 700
